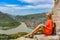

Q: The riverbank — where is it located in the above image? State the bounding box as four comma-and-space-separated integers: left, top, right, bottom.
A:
0, 22, 33, 35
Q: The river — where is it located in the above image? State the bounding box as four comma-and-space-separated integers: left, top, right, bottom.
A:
0, 22, 33, 35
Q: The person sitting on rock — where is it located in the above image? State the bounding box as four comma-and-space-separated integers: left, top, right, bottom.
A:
25, 13, 54, 38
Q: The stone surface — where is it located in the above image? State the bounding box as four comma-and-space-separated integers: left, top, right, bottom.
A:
16, 34, 60, 40
52, 0, 60, 35
34, 34, 45, 40
34, 34, 59, 40
16, 37, 34, 40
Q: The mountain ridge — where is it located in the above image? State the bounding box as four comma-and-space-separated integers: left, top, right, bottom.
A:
15, 13, 46, 28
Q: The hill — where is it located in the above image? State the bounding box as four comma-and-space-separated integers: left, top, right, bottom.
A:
0, 11, 20, 30
0, 11, 46, 29
0, 12, 15, 22
15, 13, 46, 28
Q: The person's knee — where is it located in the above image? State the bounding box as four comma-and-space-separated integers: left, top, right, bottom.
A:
38, 24, 45, 27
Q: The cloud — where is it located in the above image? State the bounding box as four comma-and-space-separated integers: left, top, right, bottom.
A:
0, 4, 53, 11
19, 0, 45, 3
25, 4, 53, 9
5, 4, 18, 7
18, 0, 54, 4
0, 3, 53, 10
0, 3, 54, 15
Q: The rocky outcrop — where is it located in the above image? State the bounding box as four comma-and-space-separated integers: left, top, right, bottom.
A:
52, 0, 60, 35
34, 34, 59, 40
16, 34, 59, 40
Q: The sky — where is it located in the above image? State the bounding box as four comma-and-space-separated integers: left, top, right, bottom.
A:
0, 0, 54, 15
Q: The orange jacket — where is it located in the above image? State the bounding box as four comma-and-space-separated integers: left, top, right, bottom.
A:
43, 19, 53, 35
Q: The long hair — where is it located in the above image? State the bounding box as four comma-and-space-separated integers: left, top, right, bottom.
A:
46, 12, 52, 19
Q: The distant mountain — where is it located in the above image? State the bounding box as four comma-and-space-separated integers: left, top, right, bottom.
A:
0, 11, 15, 22
15, 13, 47, 28
0, 11, 20, 30
0, 11, 47, 28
